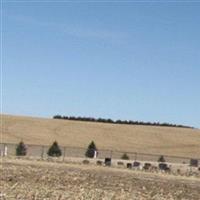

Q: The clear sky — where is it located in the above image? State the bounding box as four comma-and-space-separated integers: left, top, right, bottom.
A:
2, 1, 200, 128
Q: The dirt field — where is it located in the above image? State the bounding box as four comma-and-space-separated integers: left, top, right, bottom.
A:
1, 114, 200, 158
1, 159, 200, 200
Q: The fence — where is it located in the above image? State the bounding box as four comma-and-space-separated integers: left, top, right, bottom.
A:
0, 142, 199, 165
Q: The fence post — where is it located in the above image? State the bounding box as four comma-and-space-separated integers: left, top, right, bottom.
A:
41, 146, 45, 160
110, 150, 112, 158
4, 143, 8, 157
134, 152, 137, 161
63, 147, 66, 162
3, 143, 5, 157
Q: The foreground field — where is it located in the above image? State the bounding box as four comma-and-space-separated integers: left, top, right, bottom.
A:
1, 114, 200, 157
1, 159, 200, 200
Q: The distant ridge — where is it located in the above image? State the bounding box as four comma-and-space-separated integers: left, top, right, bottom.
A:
53, 115, 193, 129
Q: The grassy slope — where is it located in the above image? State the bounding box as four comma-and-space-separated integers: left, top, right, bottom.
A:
1, 114, 200, 157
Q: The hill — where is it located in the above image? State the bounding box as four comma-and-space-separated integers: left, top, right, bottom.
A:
1, 114, 200, 157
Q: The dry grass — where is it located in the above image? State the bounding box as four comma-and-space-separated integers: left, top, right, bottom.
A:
1, 159, 200, 200
1, 114, 200, 157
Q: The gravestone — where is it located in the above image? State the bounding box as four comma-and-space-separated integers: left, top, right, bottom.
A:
127, 163, 132, 169
105, 158, 111, 166
133, 161, 140, 167
159, 163, 169, 171
143, 163, 151, 170
190, 159, 198, 167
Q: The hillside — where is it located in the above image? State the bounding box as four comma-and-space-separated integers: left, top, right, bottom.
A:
1, 114, 200, 157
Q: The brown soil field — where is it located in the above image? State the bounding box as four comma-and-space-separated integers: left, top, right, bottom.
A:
1, 114, 200, 157
1, 159, 200, 200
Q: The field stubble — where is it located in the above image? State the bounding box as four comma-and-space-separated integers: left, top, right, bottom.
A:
1, 159, 200, 200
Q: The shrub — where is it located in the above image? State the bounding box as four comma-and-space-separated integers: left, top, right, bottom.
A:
47, 141, 62, 157
83, 160, 90, 164
117, 161, 124, 166
133, 161, 140, 167
85, 141, 97, 158
158, 155, 165, 162
16, 141, 27, 156
96, 160, 103, 165
121, 153, 129, 160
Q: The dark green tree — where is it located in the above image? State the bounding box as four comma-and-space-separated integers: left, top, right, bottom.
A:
121, 153, 129, 160
85, 141, 97, 158
47, 141, 62, 157
158, 155, 166, 162
16, 141, 27, 156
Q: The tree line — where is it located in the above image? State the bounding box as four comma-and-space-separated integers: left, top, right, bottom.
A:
53, 115, 193, 129
15, 140, 97, 158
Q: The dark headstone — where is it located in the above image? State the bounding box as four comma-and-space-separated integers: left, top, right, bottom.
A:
133, 161, 140, 167
105, 158, 111, 166
190, 159, 198, 167
159, 163, 169, 171
127, 163, 132, 169
143, 163, 151, 170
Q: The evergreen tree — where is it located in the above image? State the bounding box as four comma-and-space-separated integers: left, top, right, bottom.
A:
158, 155, 166, 162
47, 141, 62, 157
16, 141, 27, 156
121, 153, 129, 160
85, 141, 97, 158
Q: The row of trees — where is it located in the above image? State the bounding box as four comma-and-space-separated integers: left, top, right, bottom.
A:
16, 140, 97, 158
53, 115, 193, 129
16, 140, 166, 162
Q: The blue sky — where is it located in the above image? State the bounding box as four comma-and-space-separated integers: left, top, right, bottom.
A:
2, 1, 200, 128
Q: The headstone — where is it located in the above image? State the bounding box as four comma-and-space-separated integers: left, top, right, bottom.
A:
143, 163, 151, 170
190, 159, 198, 167
159, 163, 168, 171
133, 161, 140, 167
105, 158, 111, 166
127, 163, 132, 169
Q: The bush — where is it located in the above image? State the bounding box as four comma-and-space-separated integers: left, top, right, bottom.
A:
16, 141, 27, 156
96, 160, 103, 165
117, 161, 124, 166
47, 141, 62, 157
158, 155, 165, 162
83, 160, 90, 164
85, 141, 97, 158
121, 153, 129, 160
